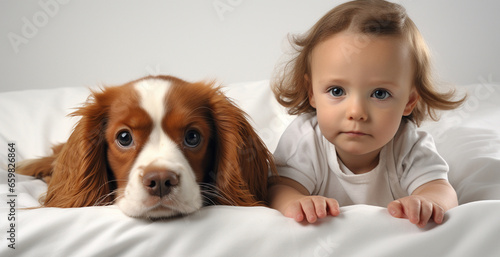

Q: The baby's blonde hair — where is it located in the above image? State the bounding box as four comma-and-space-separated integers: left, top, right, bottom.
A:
272, 0, 465, 126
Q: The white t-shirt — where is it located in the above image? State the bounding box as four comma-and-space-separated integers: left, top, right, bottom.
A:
274, 113, 449, 207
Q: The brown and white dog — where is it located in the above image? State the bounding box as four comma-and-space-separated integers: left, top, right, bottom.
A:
18, 75, 276, 219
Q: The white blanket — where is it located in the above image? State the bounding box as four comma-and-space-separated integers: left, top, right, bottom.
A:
1, 80, 500, 256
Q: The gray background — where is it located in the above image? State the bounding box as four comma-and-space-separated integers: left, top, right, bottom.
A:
1, 0, 499, 92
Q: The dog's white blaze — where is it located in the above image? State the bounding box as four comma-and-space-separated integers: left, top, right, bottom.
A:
134, 78, 169, 128
116, 78, 202, 219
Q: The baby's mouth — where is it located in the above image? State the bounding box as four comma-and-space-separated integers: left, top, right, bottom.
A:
342, 131, 368, 137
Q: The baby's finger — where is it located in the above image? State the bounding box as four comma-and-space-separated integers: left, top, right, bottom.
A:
387, 200, 405, 218
311, 198, 328, 218
325, 198, 340, 216
432, 204, 445, 224
284, 201, 305, 222
300, 199, 318, 223
418, 201, 433, 228
406, 198, 421, 225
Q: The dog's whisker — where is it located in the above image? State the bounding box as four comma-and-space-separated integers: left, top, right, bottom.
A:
94, 191, 117, 207
92, 179, 128, 206
199, 182, 240, 206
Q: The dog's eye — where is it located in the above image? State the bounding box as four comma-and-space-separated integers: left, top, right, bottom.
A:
116, 130, 134, 148
184, 130, 201, 148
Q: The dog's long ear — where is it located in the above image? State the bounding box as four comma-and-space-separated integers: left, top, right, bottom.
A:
40, 88, 117, 208
209, 85, 277, 206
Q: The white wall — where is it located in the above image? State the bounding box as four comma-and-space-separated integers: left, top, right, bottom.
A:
1, 0, 499, 92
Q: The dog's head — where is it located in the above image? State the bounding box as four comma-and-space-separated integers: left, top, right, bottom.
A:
42, 75, 275, 219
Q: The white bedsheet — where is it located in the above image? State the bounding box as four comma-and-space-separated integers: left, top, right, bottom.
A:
1, 80, 500, 256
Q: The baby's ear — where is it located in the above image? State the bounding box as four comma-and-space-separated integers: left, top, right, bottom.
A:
305, 74, 316, 108
403, 88, 420, 116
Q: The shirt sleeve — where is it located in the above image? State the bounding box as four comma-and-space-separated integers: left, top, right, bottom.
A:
395, 122, 449, 195
272, 114, 325, 194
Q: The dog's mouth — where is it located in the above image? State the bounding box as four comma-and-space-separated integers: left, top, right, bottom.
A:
144, 205, 183, 220
116, 190, 203, 219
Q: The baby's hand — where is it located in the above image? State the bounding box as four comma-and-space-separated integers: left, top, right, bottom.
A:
387, 195, 445, 228
284, 196, 340, 223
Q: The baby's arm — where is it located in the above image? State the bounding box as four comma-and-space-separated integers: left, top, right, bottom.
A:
269, 177, 340, 223
387, 179, 458, 228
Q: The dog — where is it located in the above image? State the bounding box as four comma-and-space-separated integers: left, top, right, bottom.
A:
17, 75, 276, 219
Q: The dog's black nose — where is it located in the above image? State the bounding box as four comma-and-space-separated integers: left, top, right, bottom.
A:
142, 170, 179, 197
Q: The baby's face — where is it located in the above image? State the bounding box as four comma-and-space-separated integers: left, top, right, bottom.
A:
308, 31, 418, 168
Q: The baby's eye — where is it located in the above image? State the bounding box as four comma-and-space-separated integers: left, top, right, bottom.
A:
371, 89, 391, 100
328, 87, 345, 97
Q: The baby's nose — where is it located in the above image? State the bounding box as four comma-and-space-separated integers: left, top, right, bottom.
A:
346, 98, 368, 121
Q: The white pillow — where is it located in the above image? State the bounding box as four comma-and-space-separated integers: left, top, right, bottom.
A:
0, 87, 89, 161
419, 83, 500, 204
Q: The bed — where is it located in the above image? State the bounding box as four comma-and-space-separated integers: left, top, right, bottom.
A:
1, 80, 500, 256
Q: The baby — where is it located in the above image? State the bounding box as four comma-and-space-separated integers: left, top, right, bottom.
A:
269, 0, 465, 228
